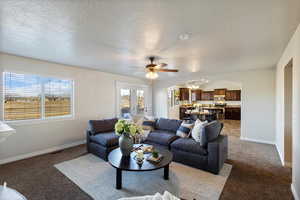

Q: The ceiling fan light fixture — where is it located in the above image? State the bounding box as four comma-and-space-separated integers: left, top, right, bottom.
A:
145, 71, 158, 79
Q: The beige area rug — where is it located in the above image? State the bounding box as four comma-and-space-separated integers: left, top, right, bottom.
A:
55, 154, 232, 200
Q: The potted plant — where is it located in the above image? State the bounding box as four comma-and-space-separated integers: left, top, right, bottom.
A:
115, 119, 141, 156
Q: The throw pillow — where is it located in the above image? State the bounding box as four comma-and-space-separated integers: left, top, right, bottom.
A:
176, 122, 194, 138
191, 119, 208, 143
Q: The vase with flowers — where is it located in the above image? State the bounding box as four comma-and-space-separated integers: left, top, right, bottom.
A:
115, 119, 141, 156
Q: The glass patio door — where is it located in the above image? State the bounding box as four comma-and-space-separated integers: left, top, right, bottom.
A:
116, 82, 151, 118
119, 88, 132, 118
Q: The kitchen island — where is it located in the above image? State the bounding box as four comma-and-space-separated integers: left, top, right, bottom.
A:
180, 105, 240, 121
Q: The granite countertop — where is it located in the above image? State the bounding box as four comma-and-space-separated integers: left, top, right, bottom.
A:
225, 105, 241, 108
201, 107, 224, 110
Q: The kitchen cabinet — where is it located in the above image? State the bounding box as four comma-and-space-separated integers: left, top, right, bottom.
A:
179, 88, 189, 101
201, 91, 214, 101
225, 90, 241, 101
225, 107, 241, 120
179, 107, 191, 120
191, 89, 201, 101
214, 89, 226, 96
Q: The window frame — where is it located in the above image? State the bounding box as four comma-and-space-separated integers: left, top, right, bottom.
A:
2, 71, 75, 124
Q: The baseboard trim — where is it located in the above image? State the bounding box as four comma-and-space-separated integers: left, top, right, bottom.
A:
275, 143, 285, 166
292, 183, 299, 200
240, 137, 275, 145
0, 140, 86, 165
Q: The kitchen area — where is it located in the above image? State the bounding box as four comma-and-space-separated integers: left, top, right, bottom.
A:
168, 81, 241, 137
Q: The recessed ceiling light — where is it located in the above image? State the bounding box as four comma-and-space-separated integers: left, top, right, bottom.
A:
179, 33, 190, 41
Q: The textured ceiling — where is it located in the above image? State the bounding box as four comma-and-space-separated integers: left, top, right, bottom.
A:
1, 0, 300, 80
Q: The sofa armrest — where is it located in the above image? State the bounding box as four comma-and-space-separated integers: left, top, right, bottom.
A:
86, 130, 92, 152
207, 135, 228, 174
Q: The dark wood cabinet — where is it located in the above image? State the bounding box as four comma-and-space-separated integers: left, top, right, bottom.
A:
225, 107, 241, 120
225, 90, 241, 101
191, 89, 201, 101
214, 89, 226, 96
201, 91, 214, 101
179, 88, 240, 102
179, 88, 189, 101
179, 107, 190, 120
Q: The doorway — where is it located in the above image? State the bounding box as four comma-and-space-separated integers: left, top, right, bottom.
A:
284, 59, 293, 168
166, 80, 242, 138
116, 82, 151, 119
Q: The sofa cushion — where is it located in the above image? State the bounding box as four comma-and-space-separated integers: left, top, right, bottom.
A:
201, 121, 223, 147
90, 132, 119, 147
171, 138, 208, 155
155, 118, 182, 133
142, 119, 156, 131
88, 118, 118, 134
146, 130, 179, 146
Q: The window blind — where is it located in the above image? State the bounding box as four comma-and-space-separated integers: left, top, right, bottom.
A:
4, 72, 42, 121
3, 72, 73, 121
44, 78, 72, 118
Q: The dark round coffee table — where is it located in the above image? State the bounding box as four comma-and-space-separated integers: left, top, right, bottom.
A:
108, 144, 173, 189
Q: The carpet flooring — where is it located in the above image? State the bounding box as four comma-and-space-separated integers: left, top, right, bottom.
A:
221, 120, 241, 138
0, 136, 292, 200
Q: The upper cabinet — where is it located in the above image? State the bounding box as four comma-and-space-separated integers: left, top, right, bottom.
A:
179, 88, 190, 101
225, 90, 241, 101
178, 87, 241, 101
214, 88, 226, 96
201, 91, 214, 101
191, 89, 201, 101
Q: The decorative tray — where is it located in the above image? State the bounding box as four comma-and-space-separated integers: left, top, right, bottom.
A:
146, 154, 163, 163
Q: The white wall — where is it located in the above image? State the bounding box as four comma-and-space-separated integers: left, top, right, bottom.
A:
0, 53, 151, 163
153, 68, 276, 144
276, 24, 300, 200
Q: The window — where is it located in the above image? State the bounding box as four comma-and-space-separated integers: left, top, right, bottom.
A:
4, 72, 73, 121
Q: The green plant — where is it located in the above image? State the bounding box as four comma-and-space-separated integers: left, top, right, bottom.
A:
152, 151, 159, 158
115, 119, 142, 137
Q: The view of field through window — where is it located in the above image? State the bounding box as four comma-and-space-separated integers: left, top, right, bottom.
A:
4, 72, 73, 121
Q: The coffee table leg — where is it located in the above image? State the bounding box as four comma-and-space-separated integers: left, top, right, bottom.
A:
116, 168, 122, 189
164, 164, 169, 180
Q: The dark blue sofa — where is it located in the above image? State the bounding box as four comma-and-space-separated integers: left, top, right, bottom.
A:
144, 118, 228, 174
86, 118, 119, 161
86, 117, 228, 174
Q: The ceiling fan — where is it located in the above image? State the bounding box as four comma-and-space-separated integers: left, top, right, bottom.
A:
144, 56, 179, 79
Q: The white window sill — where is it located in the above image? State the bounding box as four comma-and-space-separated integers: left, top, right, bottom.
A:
5, 116, 75, 126
0, 121, 16, 142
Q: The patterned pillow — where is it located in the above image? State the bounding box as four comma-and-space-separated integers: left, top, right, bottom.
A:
176, 122, 194, 138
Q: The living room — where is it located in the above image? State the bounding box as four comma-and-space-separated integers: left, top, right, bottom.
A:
0, 1, 300, 200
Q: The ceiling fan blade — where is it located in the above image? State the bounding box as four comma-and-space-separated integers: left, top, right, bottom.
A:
156, 63, 168, 68
158, 69, 179, 72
